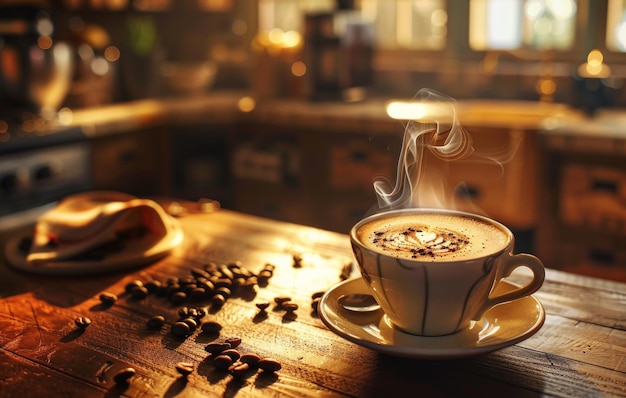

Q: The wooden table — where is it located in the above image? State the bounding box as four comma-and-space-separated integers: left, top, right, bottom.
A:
1, 203, 625, 397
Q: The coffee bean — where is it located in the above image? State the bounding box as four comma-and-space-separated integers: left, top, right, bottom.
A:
213, 354, 233, 370
229, 362, 250, 377
282, 302, 298, 312
130, 285, 148, 299
205, 342, 231, 354
124, 280, 143, 293
74, 316, 91, 329
175, 362, 194, 377
255, 302, 270, 311
171, 321, 191, 338
170, 291, 188, 304
240, 353, 261, 366
274, 296, 291, 306
147, 315, 166, 329
189, 287, 208, 300
214, 286, 232, 299
311, 291, 325, 300
113, 367, 136, 384
99, 292, 118, 306
225, 336, 242, 349
258, 358, 282, 372
311, 297, 321, 312
181, 317, 198, 332
201, 321, 223, 334
292, 254, 303, 268
221, 349, 241, 361
211, 294, 226, 308
144, 280, 161, 294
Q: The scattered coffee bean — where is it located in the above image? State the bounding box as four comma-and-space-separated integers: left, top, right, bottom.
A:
225, 336, 242, 349
144, 279, 162, 294
181, 317, 198, 333
130, 285, 148, 300
175, 362, 194, 377
124, 280, 143, 294
205, 342, 231, 354
99, 292, 118, 306
258, 358, 282, 373
170, 291, 188, 305
240, 353, 261, 366
282, 302, 298, 312
229, 361, 250, 377
292, 254, 303, 268
201, 321, 223, 334
74, 316, 91, 329
213, 354, 233, 370
221, 349, 241, 361
311, 291, 325, 300
113, 367, 136, 384
255, 302, 270, 312
274, 296, 291, 306
147, 315, 166, 329
171, 321, 191, 338
211, 294, 226, 308
311, 297, 321, 312
340, 262, 353, 280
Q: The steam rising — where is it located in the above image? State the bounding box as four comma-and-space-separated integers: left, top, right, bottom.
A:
374, 89, 474, 210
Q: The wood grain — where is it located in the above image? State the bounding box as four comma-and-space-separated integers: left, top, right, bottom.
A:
1, 205, 625, 397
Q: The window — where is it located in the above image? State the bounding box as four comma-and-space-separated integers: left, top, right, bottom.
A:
360, 0, 447, 50
607, 0, 626, 52
469, 0, 577, 51
258, 0, 446, 50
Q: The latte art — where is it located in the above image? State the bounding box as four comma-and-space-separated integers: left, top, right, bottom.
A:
356, 212, 509, 261
371, 226, 470, 258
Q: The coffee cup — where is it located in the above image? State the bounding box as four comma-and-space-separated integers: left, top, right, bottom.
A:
350, 208, 545, 336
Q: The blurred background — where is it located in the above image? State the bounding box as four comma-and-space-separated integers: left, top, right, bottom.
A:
1, 0, 626, 282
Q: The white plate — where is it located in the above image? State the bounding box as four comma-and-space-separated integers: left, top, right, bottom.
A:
319, 277, 545, 359
3, 226, 183, 275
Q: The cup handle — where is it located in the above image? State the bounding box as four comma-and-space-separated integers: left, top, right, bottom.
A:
478, 253, 545, 314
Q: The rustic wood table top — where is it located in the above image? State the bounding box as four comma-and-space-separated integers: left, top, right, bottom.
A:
1, 201, 625, 397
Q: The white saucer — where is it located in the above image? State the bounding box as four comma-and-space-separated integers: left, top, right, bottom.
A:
319, 277, 545, 359
3, 226, 183, 275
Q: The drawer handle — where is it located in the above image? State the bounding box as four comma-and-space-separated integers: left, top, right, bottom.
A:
455, 184, 480, 199
591, 179, 618, 193
588, 248, 616, 265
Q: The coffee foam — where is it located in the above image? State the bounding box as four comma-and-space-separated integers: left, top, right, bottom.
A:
356, 213, 509, 261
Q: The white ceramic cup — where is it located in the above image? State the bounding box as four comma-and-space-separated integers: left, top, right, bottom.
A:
350, 208, 545, 336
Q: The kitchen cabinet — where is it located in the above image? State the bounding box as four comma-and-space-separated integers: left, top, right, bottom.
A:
170, 125, 233, 207
90, 127, 171, 196
537, 121, 626, 282
231, 121, 402, 233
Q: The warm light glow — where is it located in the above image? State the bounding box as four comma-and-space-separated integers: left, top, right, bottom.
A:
91, 57, 109, 75
281, 30, 302, 48
57, 108, 74, 125
386, 101, 428, 120
0, 120, 8, 135
291, 61, 306, 77
237, 96, 256, 113
38, 36, 53, 50
104, 45, 120, 62
577, 49, 612, 78
587, 49, 604, 66
537, 78, 557, 95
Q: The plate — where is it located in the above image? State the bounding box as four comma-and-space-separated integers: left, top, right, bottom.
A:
319, 277, 545, 359
3, 226, 183, 275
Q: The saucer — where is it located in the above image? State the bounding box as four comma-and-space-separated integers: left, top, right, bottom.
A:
4, 226, 183, 275
319, 278, 545, 359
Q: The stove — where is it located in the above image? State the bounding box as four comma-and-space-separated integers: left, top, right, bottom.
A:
0, 124, 91, 231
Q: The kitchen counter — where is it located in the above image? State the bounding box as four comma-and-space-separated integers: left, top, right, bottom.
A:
0, 201, 625, 397
54, 92, 589, 138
